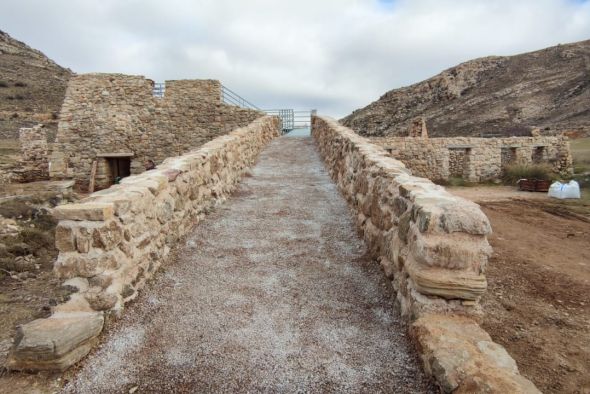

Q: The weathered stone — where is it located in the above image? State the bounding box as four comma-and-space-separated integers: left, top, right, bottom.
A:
53, 203, 114, 221
55, 222, 76, 252
6, 313, 104, 371
85, 291, 118, 311
411, 314, 540, 393
406, 258, 487, 300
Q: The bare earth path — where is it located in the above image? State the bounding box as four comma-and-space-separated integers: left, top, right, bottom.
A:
64, 136, 433, 393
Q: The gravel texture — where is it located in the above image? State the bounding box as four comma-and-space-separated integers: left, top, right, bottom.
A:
64, 136, 434, 393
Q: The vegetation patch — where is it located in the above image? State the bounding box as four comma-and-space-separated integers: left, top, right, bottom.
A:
502, 163, 556, 184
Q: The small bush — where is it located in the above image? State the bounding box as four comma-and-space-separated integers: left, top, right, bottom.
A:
503, 164, 555, 184
14, 81, 27, 87
0, 81, 8, 88
14, 94, 25, 100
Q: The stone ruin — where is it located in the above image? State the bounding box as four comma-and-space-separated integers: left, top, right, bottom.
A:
49, 74, 263, 191
371, 118, 573, 183
3, 80, 545, 391
0, 124, 50, 186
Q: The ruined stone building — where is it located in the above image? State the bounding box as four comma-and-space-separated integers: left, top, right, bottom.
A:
371, 118, 573, 183
49, 74, 263, 191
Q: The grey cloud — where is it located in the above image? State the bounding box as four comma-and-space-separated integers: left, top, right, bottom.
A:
1, 0, 589, 117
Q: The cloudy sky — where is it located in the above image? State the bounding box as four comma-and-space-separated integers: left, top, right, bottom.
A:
1, 0, 590, 117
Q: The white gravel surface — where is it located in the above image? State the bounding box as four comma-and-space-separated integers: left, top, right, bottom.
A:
64, 136, 434, 393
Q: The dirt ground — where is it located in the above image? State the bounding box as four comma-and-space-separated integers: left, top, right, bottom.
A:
0, 192, 76, 394
450, 186, 590, 394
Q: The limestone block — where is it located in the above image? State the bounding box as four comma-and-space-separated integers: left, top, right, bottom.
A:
406, 258, 487, 300
84, 290, 119, 311
6, 312, 104, 371
55, 221, 76, 252
411, 314, 540, 393
53, 203, 114, 221
410, 229, 491, 272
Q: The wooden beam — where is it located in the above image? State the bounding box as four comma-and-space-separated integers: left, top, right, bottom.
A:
88, 160, 97, 193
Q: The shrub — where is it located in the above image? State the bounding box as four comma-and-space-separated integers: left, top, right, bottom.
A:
503, 164, 555, 184
0, 81, 8, 88
14, 81, 27, 87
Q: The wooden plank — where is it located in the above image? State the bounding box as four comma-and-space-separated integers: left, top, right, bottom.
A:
88, 160, 97, 193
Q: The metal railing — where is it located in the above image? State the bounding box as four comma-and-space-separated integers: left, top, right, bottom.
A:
264, 109, 312, 132
153, 82, 165, 98
221, 85, 260, 110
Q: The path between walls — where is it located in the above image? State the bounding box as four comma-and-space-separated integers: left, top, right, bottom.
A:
63, 136, 434, 393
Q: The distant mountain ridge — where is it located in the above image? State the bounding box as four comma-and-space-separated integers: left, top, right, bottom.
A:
0, 30, 72, 139
342, 39, 590, 138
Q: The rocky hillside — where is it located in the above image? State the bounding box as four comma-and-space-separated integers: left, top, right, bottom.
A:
342, 39, 590, 138
0, 30, 72, 140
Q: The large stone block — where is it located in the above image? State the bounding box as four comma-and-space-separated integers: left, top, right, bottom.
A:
53, 203, 114, 221
411, 314, 540, 393
6, 312, 104, 371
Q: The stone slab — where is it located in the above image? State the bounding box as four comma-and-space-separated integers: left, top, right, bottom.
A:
53, 203, 114, 221
6, 312, 104, 371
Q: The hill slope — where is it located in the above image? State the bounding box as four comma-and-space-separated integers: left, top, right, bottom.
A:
0, 30, 72, 140
342, 40, 590, 138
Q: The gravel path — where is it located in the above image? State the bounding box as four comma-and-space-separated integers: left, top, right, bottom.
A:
64, 136, 433, 393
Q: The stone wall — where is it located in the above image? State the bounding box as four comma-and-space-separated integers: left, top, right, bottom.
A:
312, 116, 539, 393
7, 116, 280, 371
49, 73, 263, 191
10, 124, 49, 182
371, 135, 572, 182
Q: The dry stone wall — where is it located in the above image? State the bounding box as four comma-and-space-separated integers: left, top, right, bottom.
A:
7, 116, 280, 371
50, 74, 263, 191
312, 116, 539, 393
11, 124, 49, 182
372, 135, 572, 182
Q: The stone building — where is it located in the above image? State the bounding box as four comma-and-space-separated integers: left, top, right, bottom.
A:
372, 131, 573, 182
49, 73, 263, 191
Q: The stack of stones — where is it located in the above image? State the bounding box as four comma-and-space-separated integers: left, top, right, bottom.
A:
312, 116, 539, 393
7, 116, 280, 372
11, 124, 49, 183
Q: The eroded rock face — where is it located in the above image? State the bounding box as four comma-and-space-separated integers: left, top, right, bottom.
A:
411, 314, 540, 393
8, 116, 281, 371
342, 39, 590, 138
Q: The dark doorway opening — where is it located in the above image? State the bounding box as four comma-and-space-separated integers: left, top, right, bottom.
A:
107, 157, 131, 183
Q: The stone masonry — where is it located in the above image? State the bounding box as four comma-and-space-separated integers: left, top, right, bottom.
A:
49, 74, 263, 191
372, 134, 572, 183
11, 124, 50, 183
312, 116, 539, 393
7, 116, 280, 371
